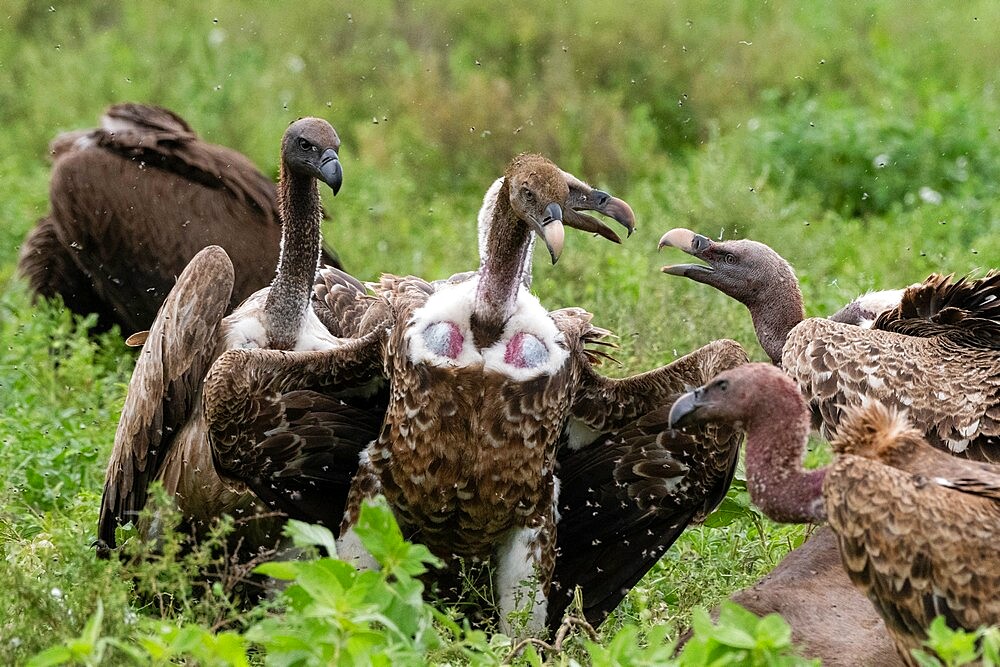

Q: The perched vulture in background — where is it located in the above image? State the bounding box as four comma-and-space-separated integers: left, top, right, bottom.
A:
18, 103, 341, 335
97, 118, 345, 560
203, 153, 748, 636
658, 229, 1000, 462
670, 363, 1000, 667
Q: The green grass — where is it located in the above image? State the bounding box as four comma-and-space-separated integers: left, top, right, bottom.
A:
2, 1, 999, 664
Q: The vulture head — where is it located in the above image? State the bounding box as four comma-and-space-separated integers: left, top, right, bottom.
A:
658, 228, 805, 364
670, 362, 824, 524
657, 228, 797, 307
669, 362, 790, 431
503, 154, 635, 264
281, 117, 343, 195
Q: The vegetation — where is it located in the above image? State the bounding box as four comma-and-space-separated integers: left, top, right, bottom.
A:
2, 1, 998, 664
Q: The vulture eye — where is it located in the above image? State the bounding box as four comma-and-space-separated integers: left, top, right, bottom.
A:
715, 379, 729, 392
522, 187, 534, 201
298, 138, 312, 151
724, 253, 737, 265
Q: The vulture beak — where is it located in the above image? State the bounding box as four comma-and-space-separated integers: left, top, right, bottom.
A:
657, 227, 716, 279
317, 148, 343, 195
531, 202, 565, 264
668, 387, 706, 429
562, 187, 637, 244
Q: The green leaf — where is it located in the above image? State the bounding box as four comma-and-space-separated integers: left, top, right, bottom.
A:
254, 560, 302, 581
26, 646, 73, 667
80, 598, 104, 647
754, 613, 793, 648
283, 519, 338, 556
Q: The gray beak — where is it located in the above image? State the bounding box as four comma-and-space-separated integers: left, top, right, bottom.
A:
318, 148, 343, 195
668, 388, 704, 429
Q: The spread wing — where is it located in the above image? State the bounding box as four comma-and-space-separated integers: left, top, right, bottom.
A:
783, 318, 1000, 463
203, 329, 389, 532
825, 454, 1000, 659
548, 334, 749, 629
97, 245, 233, 550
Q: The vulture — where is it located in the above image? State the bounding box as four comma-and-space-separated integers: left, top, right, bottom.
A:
658, 229, 1000, 462
669, 363, 1000, 666
97, 118, 345, 556
204, 153, 749, 636
18, 103, 341, 335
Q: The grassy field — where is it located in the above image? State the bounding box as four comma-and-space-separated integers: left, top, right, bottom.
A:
2, 1, 999, 664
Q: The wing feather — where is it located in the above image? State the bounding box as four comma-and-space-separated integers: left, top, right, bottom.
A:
97, 245, 233, 549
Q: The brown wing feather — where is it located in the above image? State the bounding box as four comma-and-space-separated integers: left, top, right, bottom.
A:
873, 271, 1000, 332
824, 454, 1000, 661
783, 318, 1000, 462
17, 215, 111, 325
547, 338, 748, 629
570, 338, 750, 434
97, 245, 234, 549
312, 266, 389, 338
203, 331, 388, 532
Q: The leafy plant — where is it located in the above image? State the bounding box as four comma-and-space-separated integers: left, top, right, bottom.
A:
675, 602, 818, 666
910, 617, 1000, 667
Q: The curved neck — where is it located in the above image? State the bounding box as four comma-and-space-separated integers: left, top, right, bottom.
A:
471, 180, 531, 348
265, 164, 322, 350
743, 385, 827, 523
747, 283, 805, 365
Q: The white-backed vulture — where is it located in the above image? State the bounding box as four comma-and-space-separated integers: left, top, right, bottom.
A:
203, 154, 748, 636
657, 229, 1000, 462
669, 363, 1000, 666
97, 118, 344, 555
18, 103, 341, 335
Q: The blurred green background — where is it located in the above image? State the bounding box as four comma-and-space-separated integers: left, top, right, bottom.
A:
1, 1, 998, 662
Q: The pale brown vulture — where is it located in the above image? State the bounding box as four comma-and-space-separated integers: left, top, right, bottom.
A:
97, 118, 344, 557
670, 363, 1000, 667
18, 103, 341, 335
203, 154, 748, 636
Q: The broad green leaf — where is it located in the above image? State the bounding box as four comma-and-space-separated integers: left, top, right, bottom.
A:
283, 519, 338, 556
26, 646, 73, 667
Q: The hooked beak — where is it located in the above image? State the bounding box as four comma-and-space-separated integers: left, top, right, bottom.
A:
657, 227, 716, 279
562, 187, 637, 244
530, 202, 565, 264
318, 148, 343, 195
668, 387, 706, 429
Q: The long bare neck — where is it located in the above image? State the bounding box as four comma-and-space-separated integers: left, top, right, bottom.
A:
471, 183, 531, 348
744, 385, 827, 523
747, 281, 805, 365
265, 164, 322, 350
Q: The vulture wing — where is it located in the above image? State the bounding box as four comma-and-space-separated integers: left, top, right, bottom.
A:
97, 245, 234, 550
824, 452, 1000, 660
312, 266, 390, 338
548, 335, 748, 630
783, 318, 1000, 463
203, 330, 389, 532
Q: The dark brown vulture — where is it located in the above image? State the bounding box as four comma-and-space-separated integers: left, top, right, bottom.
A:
203, 154, 748, 637
97, 118, 344, 557
18, 103, 341, 335
669, 363, 1000, 667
